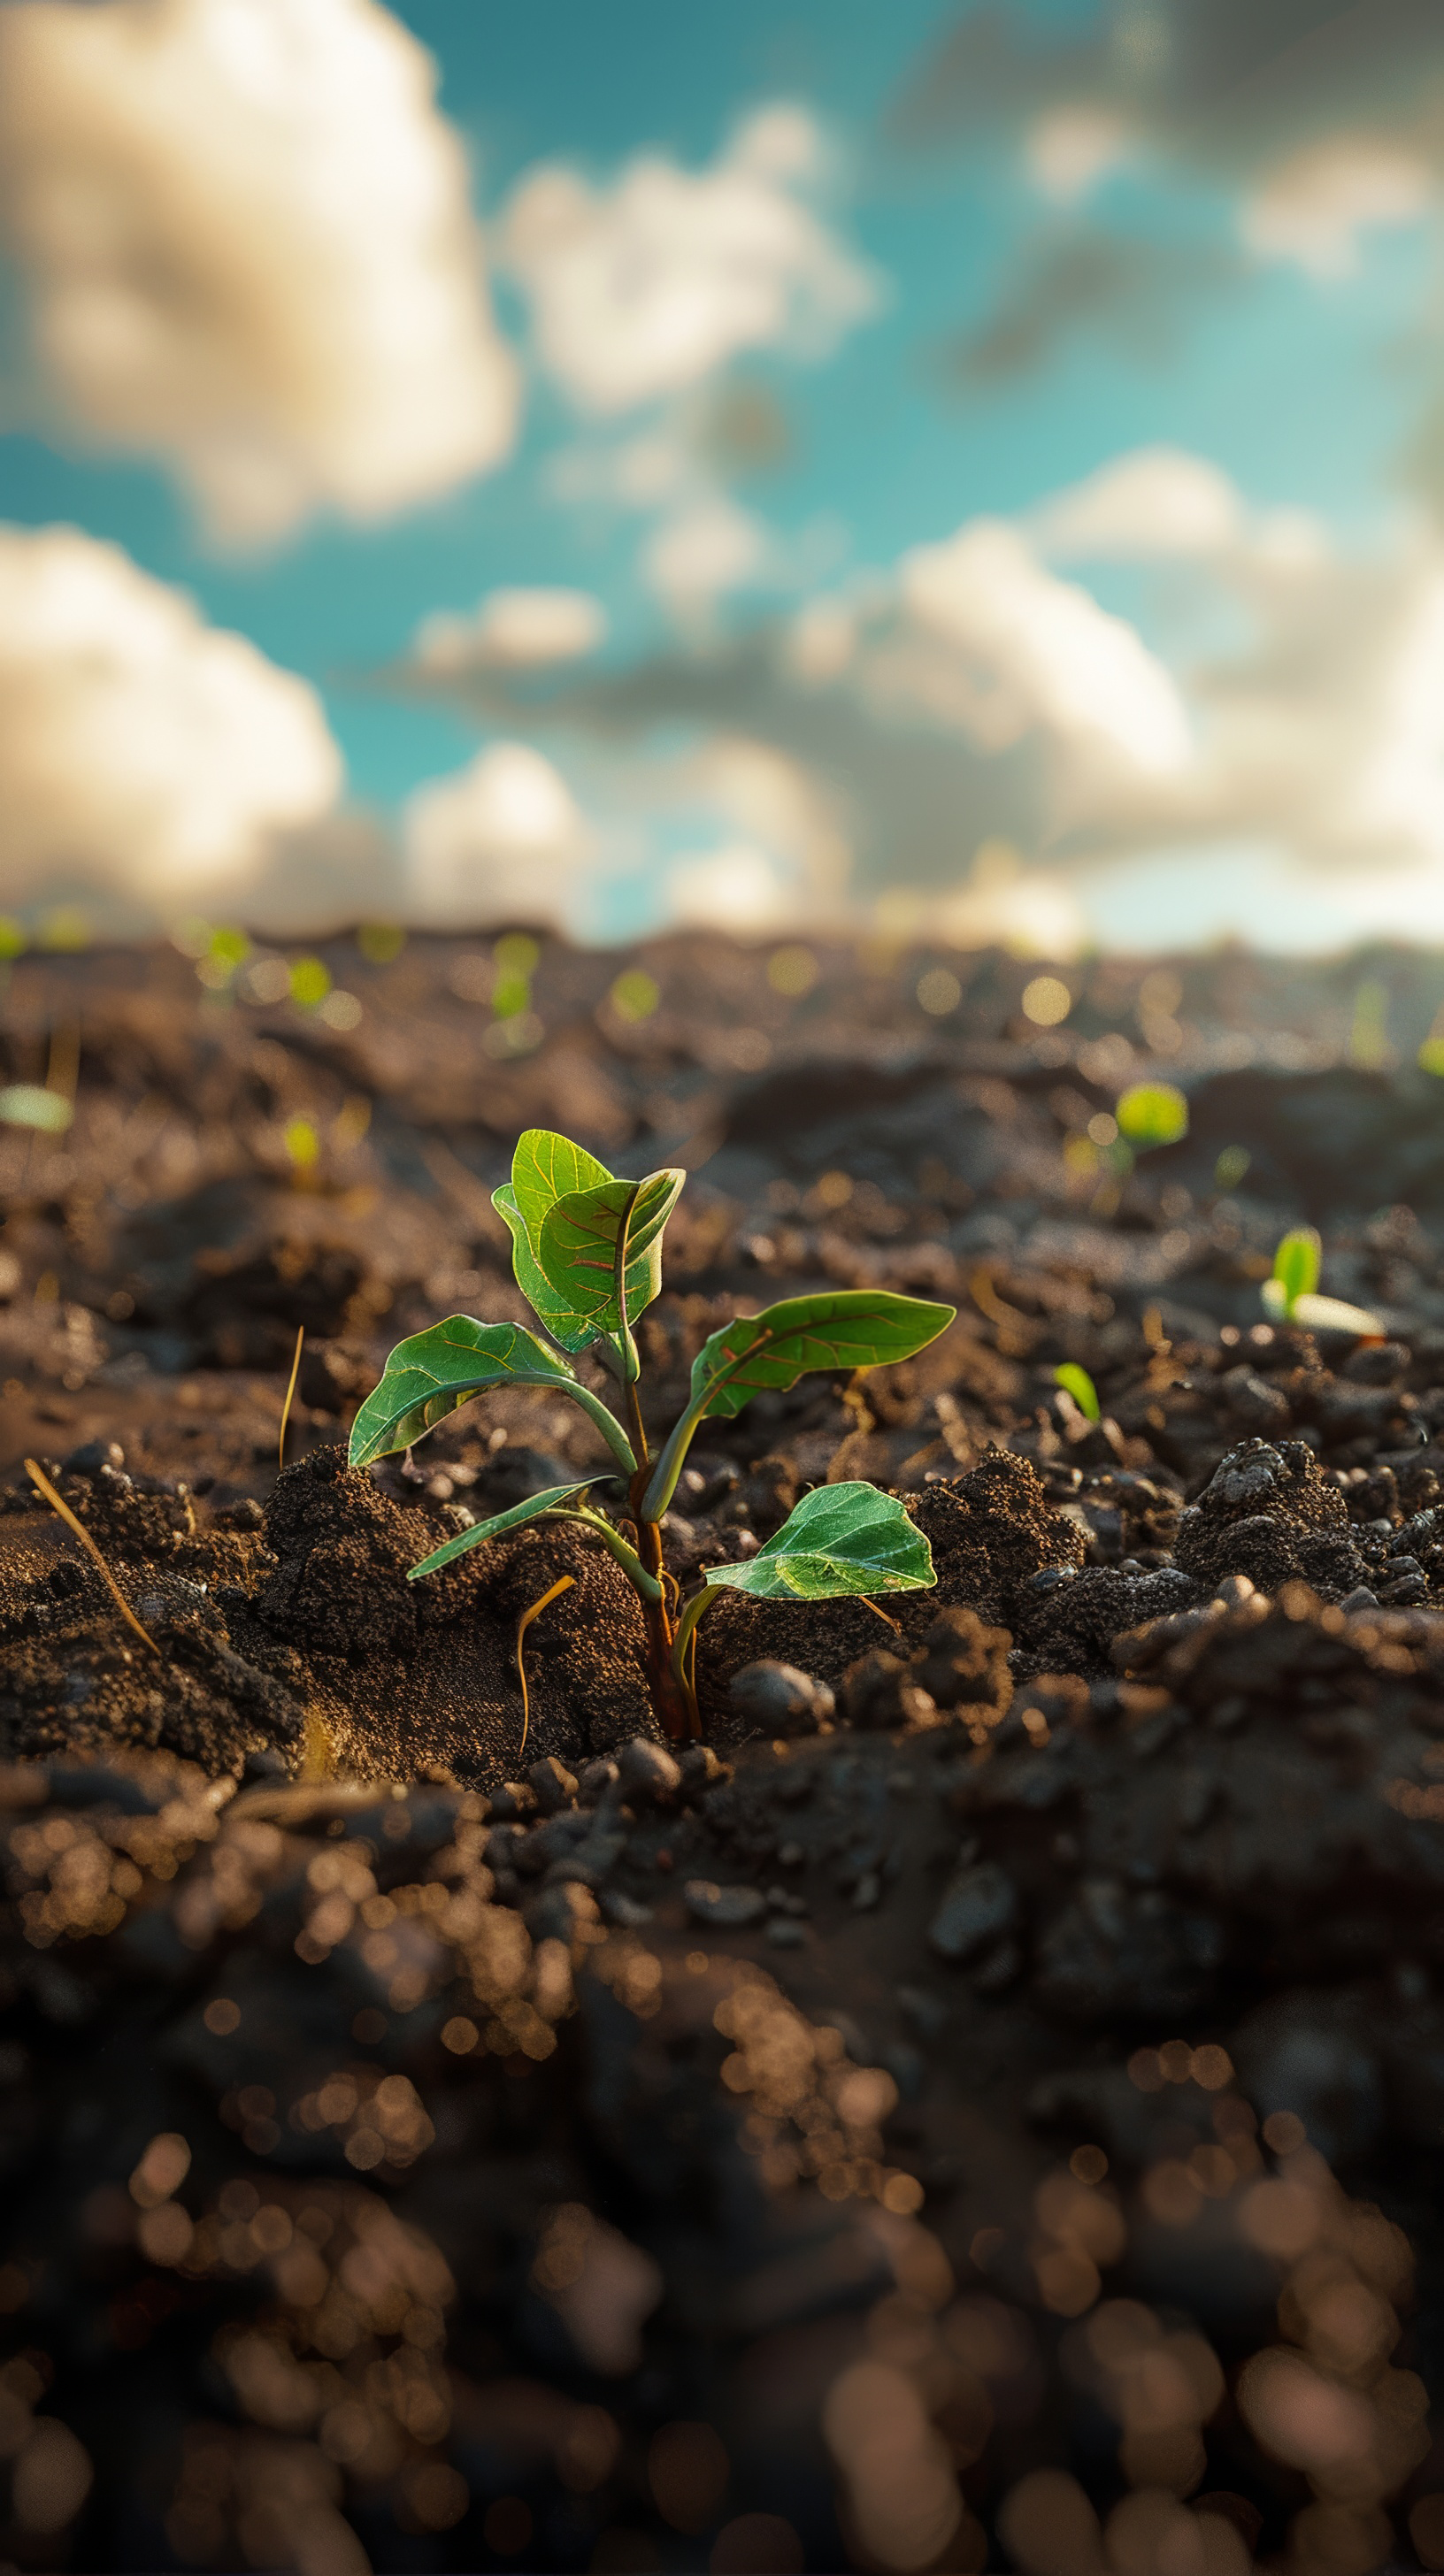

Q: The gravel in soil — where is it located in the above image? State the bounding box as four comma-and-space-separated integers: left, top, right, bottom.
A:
6, 934, 1444, 2569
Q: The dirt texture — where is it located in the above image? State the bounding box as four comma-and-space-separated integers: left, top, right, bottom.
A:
6, 933, 1444, 2570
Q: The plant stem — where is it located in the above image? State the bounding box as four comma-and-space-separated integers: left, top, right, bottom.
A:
547, 1508, 663, 1599
563, 1381, 638, 1476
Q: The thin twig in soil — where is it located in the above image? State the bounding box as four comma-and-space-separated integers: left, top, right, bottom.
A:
857, 1595, 902, 1633
23, 1457, 160, 1660
279, 1324, 304, 1472
514, 1575, 575, 1756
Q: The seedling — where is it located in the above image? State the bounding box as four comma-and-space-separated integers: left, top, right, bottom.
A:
1115, 1081, 1188, 1148
1053, 1362, 1101, 1422
349, 1129, 955, 1737
1263, 1226, 1383, 1338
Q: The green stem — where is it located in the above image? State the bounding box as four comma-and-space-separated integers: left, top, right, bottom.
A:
549, 1506, 663, 1600
641, 1328, 778, 1522
559, 1381, 638, 1476
641, 1392, 710, 1525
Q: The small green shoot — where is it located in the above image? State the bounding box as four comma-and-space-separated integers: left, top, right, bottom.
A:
1269, 1228, 1321, 1318
353, 1127, 956, 1738
1263, 1225, 1384, 1338
1214, 1146, 1250, 1192
1053, 1362, 1101, 1422
0, 1084, 73, 1133
1116, 1081, 1188, 1148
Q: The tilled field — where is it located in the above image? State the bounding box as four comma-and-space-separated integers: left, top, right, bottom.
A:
5, 932, 1444, 2572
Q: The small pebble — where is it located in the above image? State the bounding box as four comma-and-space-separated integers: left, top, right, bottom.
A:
765, 1918, 807, 1948
929, 1859, 1018, 1963
617, 1737, 682, 1803
729, 1661, 835, 1734
684, 1879, 766, 1928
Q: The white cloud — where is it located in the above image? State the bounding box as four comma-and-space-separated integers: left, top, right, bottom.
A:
0, 0, 518, 546
403, 741, 590, 928
499, 104, 878, 415
665, 840, 799, 932
1025, 106, 1132, 206
1031, 445, 1245, 559
894, 519, 1194, 788
642, 495, 770, 628
0, 522, 341, 913
1242, 139, 1435, 279
411, 586, 606, 677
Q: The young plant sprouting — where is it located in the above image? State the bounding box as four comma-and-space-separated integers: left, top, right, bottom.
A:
349, 1130, 956, 1738
1263, 1225, 1383, 1338
1053, 1361, 1101, 1422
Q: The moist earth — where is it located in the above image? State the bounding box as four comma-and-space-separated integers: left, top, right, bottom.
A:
4, 934, 1444, 2571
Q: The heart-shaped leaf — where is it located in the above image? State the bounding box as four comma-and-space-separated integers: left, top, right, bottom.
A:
493, 1184, 609, 1353
409, 1482, 600, 1580
689, 1289, 956, 1422
701, 1482, 935, 1600
349, 1319, 634, 1473
538, 1167, 685, 1332
493, 1131, 618, 1353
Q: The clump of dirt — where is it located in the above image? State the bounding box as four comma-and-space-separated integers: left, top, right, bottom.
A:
1174, 1434, 1371, 1600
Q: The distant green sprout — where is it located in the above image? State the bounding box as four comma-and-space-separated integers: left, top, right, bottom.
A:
492, 933, 539, 1022
1054, 1362, 1101, 1422
1348, 978, 1392, 1071
1214, 1146, 1251, 1192
610, 970, 659, 1024
1116, 1081, 1188, 1148
284, 1118, 319, 1172
1263, 1225, 1383, 1338
349, 1127, 956, 1740
0, 920, 27, 963
1419, 1027, 1444, 1077
1270, 1227, 1321, 1318
357, 923, 406, 965
0, 1085, 73, 1134
288, 957, 332, 1009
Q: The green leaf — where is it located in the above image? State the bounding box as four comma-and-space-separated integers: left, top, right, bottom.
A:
689, 1289, 956, 1422
702, 1482, 935, 1601
349, 1318, 588, 1468
1116, 1082, 1189, 1148
493, 1130, 618, 1352
409, 1482, 599, 1579
1270, 1226, 1321, 1316
538, 1168, 686, 1331
1054, 1362, 1101, 1422
492, 1184, 608, 1353
511, 1128, 614, 1232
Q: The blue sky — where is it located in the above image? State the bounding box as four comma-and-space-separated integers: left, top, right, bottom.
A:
4, 0, 1444, 949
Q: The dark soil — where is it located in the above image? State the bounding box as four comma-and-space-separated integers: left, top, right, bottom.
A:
6, 932, 1444, 2571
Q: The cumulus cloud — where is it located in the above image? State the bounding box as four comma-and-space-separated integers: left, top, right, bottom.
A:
403, 741, 591, 928
893, 518, 1193, 791
1031, 446, 1245, 559
1241, 138, 1435, 276
0, 0, 518, 546
641, 495, 771, 628
0, 522, 342, 916
411, 587, 606, 678
393, 443, 1444, 946
499, 104, 879, 415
